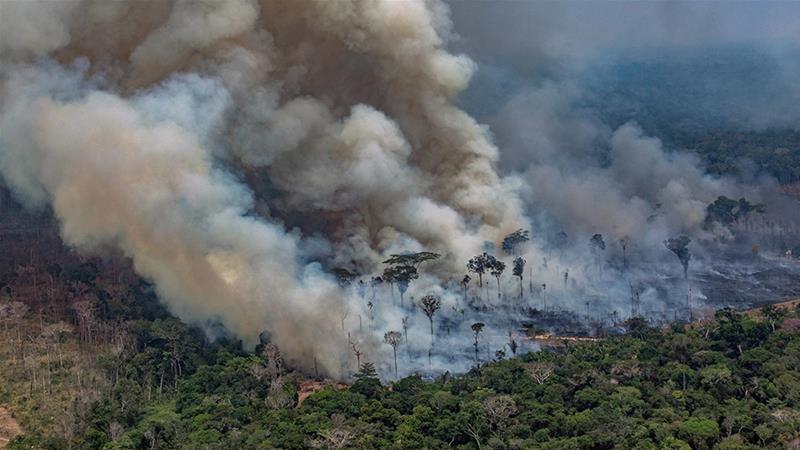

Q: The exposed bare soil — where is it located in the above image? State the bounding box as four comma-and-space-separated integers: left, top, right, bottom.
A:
0, 406, 22, 448
297, 380, 348, 406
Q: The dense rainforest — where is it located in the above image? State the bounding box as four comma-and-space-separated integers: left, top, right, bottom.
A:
4, 268, 800, 450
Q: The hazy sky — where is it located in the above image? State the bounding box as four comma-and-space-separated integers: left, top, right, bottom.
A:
446, 1, 800, 131
447, 0, 800, 63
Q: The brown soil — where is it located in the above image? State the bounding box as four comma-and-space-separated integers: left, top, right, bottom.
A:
297, 380, 348, 406
743, 298, 800, 317
782, 183, 800, 199
0, 406, 22, 448
526, 333, 604, 347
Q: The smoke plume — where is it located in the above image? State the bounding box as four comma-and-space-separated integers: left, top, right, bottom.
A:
2, 0, 797, 378
0, 0, 525, 376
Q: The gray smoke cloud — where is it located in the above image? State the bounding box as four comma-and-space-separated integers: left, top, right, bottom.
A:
0, 0, 529, 377
1, 0, 797, 379
443, 0, 800, 323
446, 0, 799, 248
448, 0, 800, 132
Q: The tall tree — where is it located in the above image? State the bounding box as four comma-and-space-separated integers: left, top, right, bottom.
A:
590, 233, 606, 275
541, 283, 548, 311
501, 229, 530, 255
619, 236, 630, 270
469, 253, 503, 300
471, 322, 485, 364
394, 266, 417, 307
460, 274, 471, 302
590, 233, 606, 251
467, 253, 491, 288
383, 265, 418, 306
507, 331, 518, 356
349, 336, 362, 368
705, 195, 765, 227
382, 252, 440, 268
489, 258, 506, 299
419, 294, 441, 338
512, 257, 525, 299
332, 268, 357, 288
383, 331, 402, 378
381, 266, 397, 303
665, 235, 692, 279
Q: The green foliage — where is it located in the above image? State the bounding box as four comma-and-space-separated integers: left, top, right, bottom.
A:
705, 196, 765, 227
351, 362, 382, 399
14, 305, 800, 449
677, 418, 719, 449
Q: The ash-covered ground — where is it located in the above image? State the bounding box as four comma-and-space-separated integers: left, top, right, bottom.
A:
359, 249, 800, 379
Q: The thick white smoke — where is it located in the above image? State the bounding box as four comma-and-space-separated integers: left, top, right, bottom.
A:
0, 0, 527, 376
2, 0, 787, 379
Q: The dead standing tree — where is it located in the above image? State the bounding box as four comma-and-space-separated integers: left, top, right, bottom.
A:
471, 322, 485, 364
71, 300, 95, 346
383, 331, 402, 378
619, 235, 630, 270
507, 331, 518, 357
590, 233, 606, 275
348, 335, 363, 368
665, 235, 693, 320
526, 361, 555, 384
460, 274, 471, 302
3, 302, 29, 366
310, 414, 355, 450
483, 395, 518, 445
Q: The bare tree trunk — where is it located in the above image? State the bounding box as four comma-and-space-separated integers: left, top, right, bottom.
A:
465, 424, 482, 450
393, 347, 398, 378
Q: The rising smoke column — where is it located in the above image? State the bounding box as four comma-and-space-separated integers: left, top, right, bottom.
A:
0, 0, 528, 375
0, 64, 363, 375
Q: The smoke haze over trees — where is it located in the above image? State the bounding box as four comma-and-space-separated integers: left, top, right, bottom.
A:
0, 0, 800, 381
